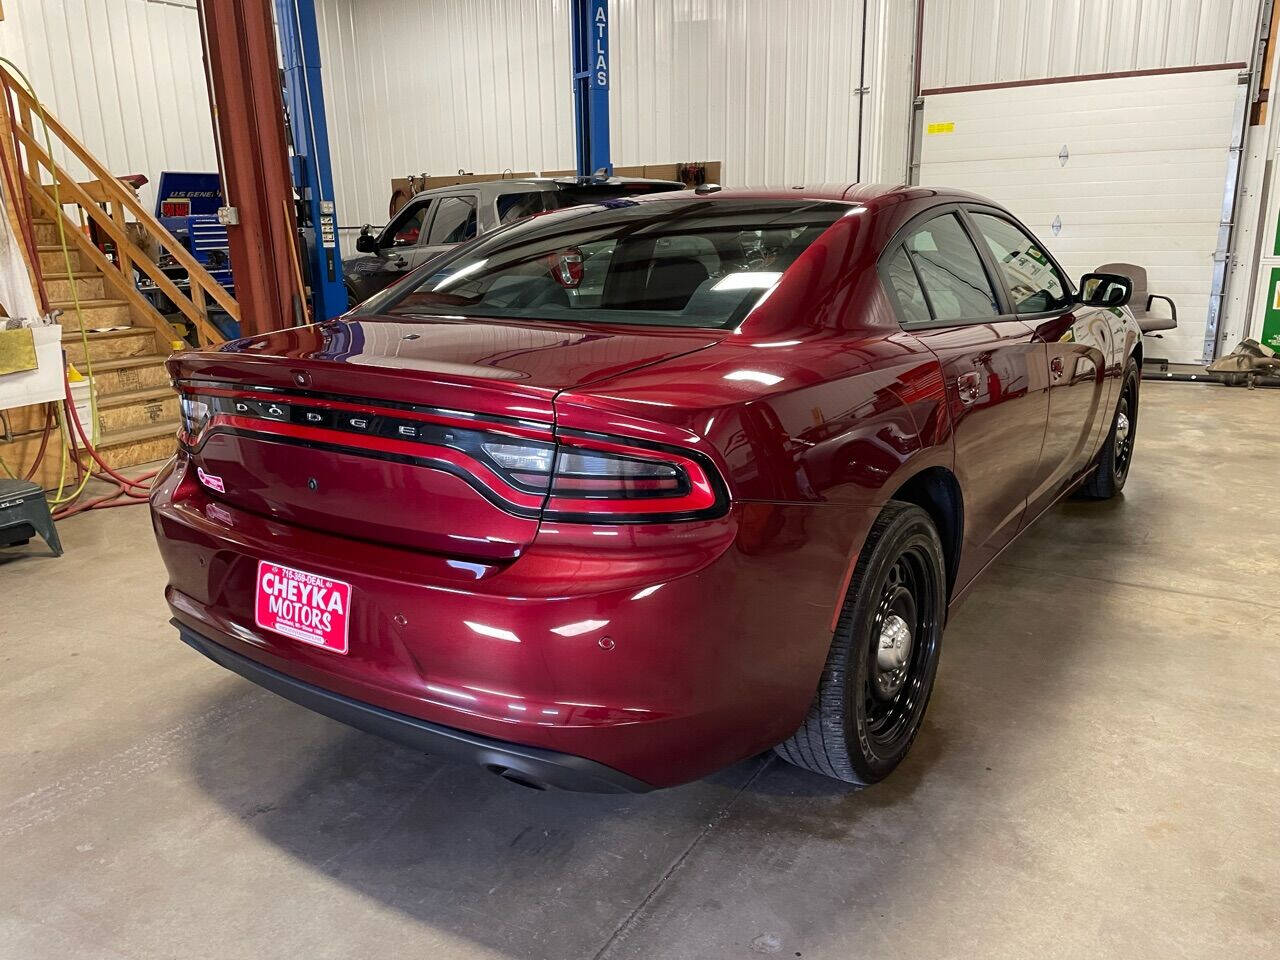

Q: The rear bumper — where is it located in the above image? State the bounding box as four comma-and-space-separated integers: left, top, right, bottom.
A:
176, 620, 649, 793
151, 453, 872, 787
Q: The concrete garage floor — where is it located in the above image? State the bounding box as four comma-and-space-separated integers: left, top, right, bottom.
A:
2, 381, 1277, 960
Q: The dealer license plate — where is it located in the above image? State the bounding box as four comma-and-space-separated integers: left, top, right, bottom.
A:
254, 560, 351, 654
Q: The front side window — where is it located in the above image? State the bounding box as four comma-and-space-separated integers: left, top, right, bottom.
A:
365, 198, 849, 329
384, 200, 432, 247
904, 214, 998, 321
428, 196, 478, 245
971, 212, 1071, 314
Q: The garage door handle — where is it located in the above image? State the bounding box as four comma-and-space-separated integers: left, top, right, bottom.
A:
957, 372, 980, 403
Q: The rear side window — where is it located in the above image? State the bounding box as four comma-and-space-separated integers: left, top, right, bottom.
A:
428, 196, 478, 245
971, 212, 1071, 314
883, 246, 931, 326
496, 191, 551, 224
367, 198, 849, 329
904, 214, 998, 321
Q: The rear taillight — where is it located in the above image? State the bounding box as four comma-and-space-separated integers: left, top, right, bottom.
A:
179, 395, 210, 441
546, 433, 726, 522
176, 386, 727, 523
551, 450, 684, 496
546, 247, 584, 288
481, 434, 725, 521
473, 434, 725, 520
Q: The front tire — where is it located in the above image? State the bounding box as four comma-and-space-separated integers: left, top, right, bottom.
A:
1080, 357, 1139, 500
775, 501, 946, 786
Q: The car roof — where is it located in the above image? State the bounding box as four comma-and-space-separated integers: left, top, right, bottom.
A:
612, 182, 998, 208
407, 176, 685, 202
405, 180, 998, 210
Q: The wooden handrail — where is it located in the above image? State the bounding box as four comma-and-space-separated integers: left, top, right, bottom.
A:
15, 126, 227, 347
1, 69, 238, 346
24, 179, 193, 353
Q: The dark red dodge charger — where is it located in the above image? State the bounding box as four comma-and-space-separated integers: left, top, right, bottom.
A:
151, 185, 1141, 792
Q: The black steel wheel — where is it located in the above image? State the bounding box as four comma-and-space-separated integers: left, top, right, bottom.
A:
776, 501, 946, 785
1080, 357, 1140, 500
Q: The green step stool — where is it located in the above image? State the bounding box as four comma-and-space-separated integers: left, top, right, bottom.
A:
0, 477, 63, 557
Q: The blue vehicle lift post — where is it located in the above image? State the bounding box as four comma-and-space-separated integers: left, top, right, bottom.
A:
571, 0, 611, 176
274, 0, 346, 320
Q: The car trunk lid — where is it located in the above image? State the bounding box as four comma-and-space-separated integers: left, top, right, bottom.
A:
172, 315, 722, 560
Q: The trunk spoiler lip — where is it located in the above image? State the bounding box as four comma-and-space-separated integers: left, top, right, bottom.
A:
173, 377, 554, 432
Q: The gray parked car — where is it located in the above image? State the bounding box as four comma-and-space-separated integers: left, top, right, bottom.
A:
343, 176, 684, 306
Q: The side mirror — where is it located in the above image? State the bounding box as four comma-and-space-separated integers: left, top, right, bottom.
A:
355, 226, 380, 254
1080, 272, 1132, 308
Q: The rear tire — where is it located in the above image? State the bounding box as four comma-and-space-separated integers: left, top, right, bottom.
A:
775, 501, 946, 786
1080, 357, 1139, 500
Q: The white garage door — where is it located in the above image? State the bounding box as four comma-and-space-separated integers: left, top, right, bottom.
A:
919, 67, 1246, 364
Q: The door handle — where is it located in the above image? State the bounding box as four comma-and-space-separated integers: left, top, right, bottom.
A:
957, 371, 980, 404
1050, 356, 1065, 380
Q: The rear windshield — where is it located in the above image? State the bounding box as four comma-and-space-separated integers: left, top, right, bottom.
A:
365, 198, 850, 329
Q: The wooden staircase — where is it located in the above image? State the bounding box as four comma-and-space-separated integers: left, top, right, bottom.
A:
1, 68, 240, 477
33, 216, 181, 468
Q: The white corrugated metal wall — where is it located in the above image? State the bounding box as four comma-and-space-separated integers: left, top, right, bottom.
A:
610, 0, 867, 188
0, 0, 915, 232
318, 0, 916, 227
610, 0, 911, 189
315, 0, 576, 229
0, 0, 216, 210
920, 0, 1258, 89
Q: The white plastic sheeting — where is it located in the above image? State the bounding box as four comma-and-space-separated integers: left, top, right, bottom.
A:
0, 170, 41, 324
920, 0, 1259, 91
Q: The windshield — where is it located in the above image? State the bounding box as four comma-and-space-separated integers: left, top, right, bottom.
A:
363, 198, 851, 329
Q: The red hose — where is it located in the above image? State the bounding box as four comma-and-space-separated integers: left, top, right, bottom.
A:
22, 403, 55, 482
52, 366, 157, 519
61, 367, 157, 490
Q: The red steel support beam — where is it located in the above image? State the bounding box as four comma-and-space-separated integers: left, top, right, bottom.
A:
198, 0, 302, 336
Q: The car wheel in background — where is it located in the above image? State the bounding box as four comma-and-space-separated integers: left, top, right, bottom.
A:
1080, 357, 1140, 500
775, 501, 945, 786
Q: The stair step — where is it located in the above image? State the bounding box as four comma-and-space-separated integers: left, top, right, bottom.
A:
93, 392, 180, 437
85, 355, 171, 396
62, 327, 154, 365
90, 419, 180, 471
38, 245, 83, 273
45, 272, 107, 302
94, 383, 174, 408
34, 221, 64, 246
53, 299, 133, 329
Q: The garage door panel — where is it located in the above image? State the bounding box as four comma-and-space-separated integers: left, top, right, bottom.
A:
926, 151, 1230, 177
926, 141, 1231, 165
984, 203, 1225, 223
921, 68, 1242, 364
964, 186, 1225, 207
929, 72, 1242, 114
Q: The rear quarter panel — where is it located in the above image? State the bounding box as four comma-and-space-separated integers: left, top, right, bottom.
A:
551, 289, 952, 754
